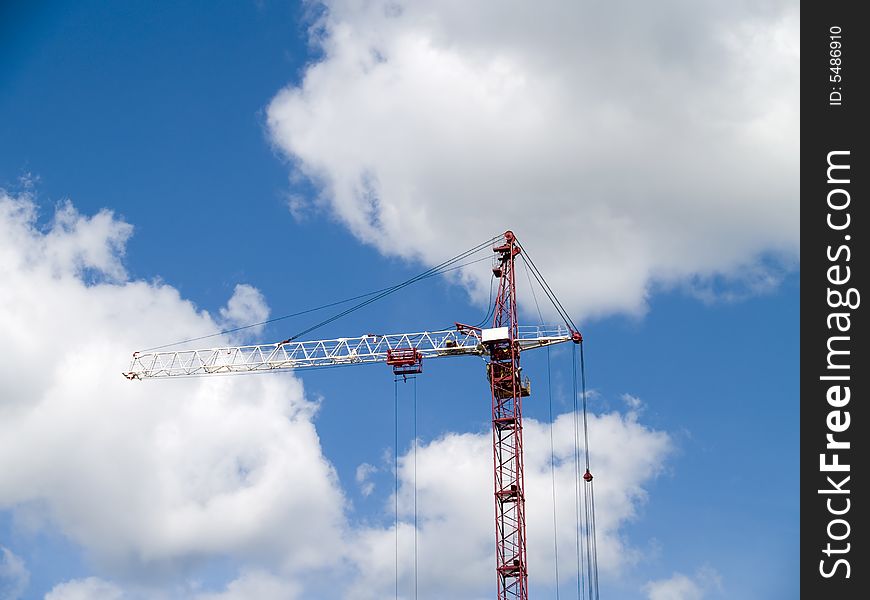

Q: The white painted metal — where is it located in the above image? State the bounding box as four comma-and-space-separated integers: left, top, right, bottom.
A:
481, 327, 510, 343
124, 325, 572, 379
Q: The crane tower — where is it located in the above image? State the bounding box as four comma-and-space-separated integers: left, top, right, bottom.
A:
125, 231, 585, 600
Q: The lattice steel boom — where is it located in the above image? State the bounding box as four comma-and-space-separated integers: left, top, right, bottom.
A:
123, 230, 585, 600
124, 325, 574, 380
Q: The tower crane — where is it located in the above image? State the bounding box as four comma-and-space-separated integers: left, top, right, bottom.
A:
124, 231, 590, 600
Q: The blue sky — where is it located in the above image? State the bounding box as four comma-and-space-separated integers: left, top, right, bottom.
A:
1, 1, 798, 599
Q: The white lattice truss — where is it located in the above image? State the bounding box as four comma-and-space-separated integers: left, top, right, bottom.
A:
124, 325, 573, 379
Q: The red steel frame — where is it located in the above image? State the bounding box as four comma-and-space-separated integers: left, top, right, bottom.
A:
123, 228, 584, 600
488, 231, 528, 600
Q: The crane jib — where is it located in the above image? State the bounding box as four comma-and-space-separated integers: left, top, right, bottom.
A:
123, 325, 574, 380
121, 230, 598, 600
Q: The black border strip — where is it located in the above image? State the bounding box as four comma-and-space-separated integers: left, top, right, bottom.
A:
801, 3, 868, 596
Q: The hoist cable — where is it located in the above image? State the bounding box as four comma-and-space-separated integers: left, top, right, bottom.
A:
521, 258, 545, 326
139, 239, 497, 352
580, 343, 591, 471
515, 243, 577, 333
583, 482, 595, 600
140, 290, 385, 351
523, 251, 563, 594
283, 236, 500, 343
527, 257, 575, 333
394, 377, 399, 600
518, 235, 600, 599
579, 342, 600, 599
413, 376, 419, 600
473, 275, 497, 328
589, 481, 600, 600
520, 253, 571, 330
547, 346, 561, 599
571, 343, 586, 599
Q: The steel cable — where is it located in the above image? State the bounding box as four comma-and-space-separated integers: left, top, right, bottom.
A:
395, 376, 399, 600
547, 346, 561, 599
139, 238, 498, 352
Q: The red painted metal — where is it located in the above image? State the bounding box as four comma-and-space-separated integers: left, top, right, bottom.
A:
386, 347, 423, 375
487, 230, 528, 600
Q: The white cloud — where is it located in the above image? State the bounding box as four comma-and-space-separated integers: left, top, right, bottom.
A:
645, 567, 722, 600
0, 547, 29, 600
194, 570, 301, 600
44, 571, 301, 600
345, 410, 671, 598
0, 191, 346, 577
355, 462, 378, 497
0, 191, 672, 597
645, 574, 703, 600
46, 577, 125, 600
622, 393, 644, 411
218, 284, 271, 341
267, 0, 799, 319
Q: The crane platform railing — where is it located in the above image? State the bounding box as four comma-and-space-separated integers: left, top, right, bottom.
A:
124, 325, 572, 379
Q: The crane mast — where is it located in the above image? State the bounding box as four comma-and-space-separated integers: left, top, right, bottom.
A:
124, 231, 584, 598
488, 231, 529, 599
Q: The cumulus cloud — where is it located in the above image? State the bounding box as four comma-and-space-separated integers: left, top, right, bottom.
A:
644, 567, 722, 600
0, 547, 29, 600
194, 570, 301, 600
0, 190, 672, 596
46, 577, 125, 600
0, 191, 345, 578
44, 570, 301, 600
267, 0, 799, 318
218, 283, 271, 341
345, 410, 671, 598
622, 393, 644, 412
355, 462, 378, 497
